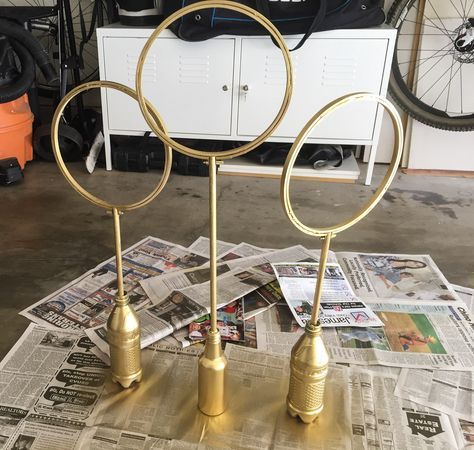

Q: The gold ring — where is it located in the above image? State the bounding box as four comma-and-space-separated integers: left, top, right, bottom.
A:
136, 0, 293, 160
280, 92, 404, 236
51, 80, 173, 211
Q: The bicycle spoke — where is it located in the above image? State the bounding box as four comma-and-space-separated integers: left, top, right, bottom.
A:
399, 50, 453, 67
448, 0, 464, 20
410, 4, 455, 37
400, 41, 454, 78
443, 54, 456, 111
432, 63, 461, 110
401, 18, 454, 35
426, 0, 453, 38
415, 48, 454, 84
419, 62, 457, 100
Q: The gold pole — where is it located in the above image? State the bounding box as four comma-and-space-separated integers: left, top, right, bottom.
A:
112, 208, 125, 299
310, 232, 332, 326
209, 157, 218, 333
198, 157, 227, 416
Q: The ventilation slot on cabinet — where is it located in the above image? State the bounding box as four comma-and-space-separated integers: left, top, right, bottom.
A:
127, 54, 156, 83
179, 56, 210, 85
322, 57, 356, 87
264, 55, 297, 86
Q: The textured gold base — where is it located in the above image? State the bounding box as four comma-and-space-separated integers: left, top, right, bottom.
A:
112, 370, 143, 389
107, 293, 143, 389
287, 322, 328, 424
198, 330, 227, 416
287, 397, 324, 424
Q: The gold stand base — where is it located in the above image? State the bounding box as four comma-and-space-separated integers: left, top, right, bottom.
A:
107, 293, 143, 389
198, 330, 227, 416
112, 370, 143, 389
286, 322, 329, 424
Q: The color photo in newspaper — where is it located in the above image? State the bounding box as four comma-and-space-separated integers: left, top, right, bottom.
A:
272, 262, 383, 327
323, 301, 474, 370
337, 252, 461, 302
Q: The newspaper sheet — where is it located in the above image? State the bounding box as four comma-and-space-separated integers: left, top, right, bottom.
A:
188, 236, 236, 259
337, 252, 461, 302
86, 264, 278, 357
323, 301, 474, 370
0, 324, 109, 448
0, 324, 461, 449
451, 417, 474, 449
19, 237, 208, 331
272, 262, 383, 327
453, 284, 474, 313
217, 242, 269, 261
394, 367, 474, 421
140, 246, 315, 305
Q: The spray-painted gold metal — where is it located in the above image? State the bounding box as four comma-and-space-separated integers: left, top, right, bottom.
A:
134, 1, 293, 415
51, 81, 173, 388
281, 92, 404, 423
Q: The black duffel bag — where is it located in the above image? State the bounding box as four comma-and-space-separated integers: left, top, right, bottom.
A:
163, 0, 385, 51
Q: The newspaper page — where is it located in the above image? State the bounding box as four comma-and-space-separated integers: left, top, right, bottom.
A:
323, 301, 474, 370
140, 246, 315, 305
451, 417, 474, 449
453, 284, 474, 313
86, 264, 278, 357
217, 242, 269, 261
272, 262, 383, 327
188, 236, 236, 259
337, 252, 461, 302
0, 324, 459, 450
19, 237, 208, 331
394, 368, 474, 421
0, 324, 109, 449
242, 280, 283, 320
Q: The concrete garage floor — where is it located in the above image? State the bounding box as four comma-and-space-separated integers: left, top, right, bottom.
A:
1, 161, 473, 359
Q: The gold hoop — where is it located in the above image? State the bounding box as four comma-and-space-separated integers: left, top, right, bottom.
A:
51, 80, 173, 212
136, 0, 293, 160
280, 92, 404, 237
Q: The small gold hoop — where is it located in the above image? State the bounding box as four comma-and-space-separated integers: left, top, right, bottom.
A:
136, 0, 293, 160
280, 92, 404, 237
51, 80, 173, 211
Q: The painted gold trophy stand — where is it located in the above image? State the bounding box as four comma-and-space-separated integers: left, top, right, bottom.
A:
135, 1, 293, 416
281, 92, 404, 423
51, 80, 173, 388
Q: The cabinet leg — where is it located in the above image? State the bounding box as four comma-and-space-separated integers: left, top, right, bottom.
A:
104, 131, 112, 171
364, 144, 377, 186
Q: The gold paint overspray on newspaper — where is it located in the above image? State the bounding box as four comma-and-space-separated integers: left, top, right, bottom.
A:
50, 80, 173, 389
281, 93, 404, 423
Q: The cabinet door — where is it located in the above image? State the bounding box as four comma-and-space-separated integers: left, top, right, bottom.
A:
103, 37, 235, 135
237, 38, 388, 140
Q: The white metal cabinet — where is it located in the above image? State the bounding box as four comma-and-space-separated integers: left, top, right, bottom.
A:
238, 37, 387, 140
102, 36, 235, 135
98, 25, 396, 183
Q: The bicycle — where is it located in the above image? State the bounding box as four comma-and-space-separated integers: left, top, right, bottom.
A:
387, 0, 474, 131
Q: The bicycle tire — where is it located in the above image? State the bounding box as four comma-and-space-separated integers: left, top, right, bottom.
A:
387, 0, 474, 131
34, 122, 83, 162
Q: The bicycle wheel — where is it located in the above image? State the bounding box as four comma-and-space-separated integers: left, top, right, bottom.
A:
7, 0, 114, 97
388, 0, 474, 130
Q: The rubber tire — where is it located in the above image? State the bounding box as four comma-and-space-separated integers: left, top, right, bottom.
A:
0, 40, 35, 104
387, 0, 474, 131
33, 123, 83, 162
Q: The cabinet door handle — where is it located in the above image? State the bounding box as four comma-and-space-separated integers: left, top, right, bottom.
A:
242, 84, 250, 92
222, 85, 229, 92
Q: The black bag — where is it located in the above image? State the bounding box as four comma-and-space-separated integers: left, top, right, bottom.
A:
163, 0, 385, 51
